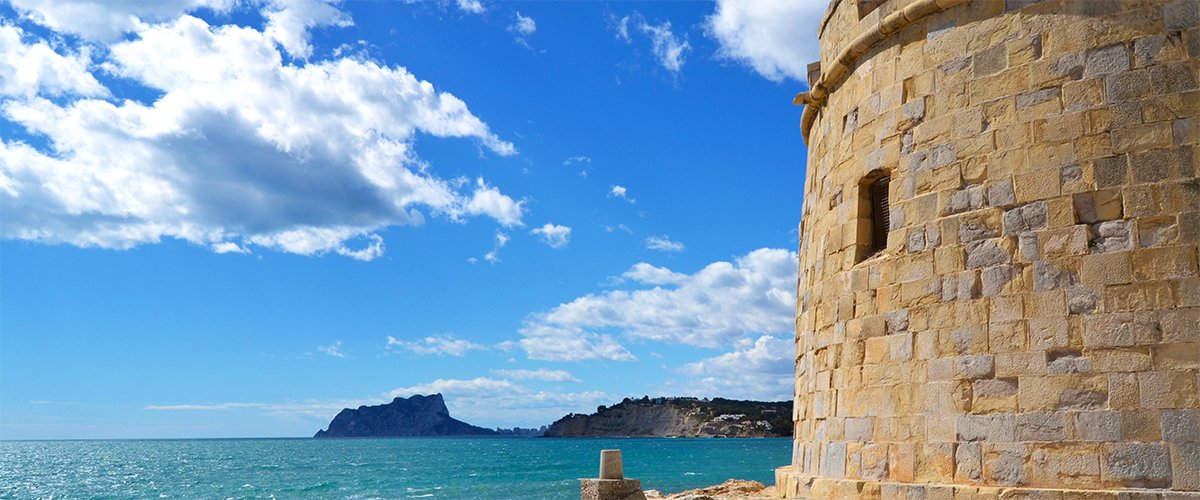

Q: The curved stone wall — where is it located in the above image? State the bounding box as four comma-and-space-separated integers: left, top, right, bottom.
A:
778, 0, 1200, 497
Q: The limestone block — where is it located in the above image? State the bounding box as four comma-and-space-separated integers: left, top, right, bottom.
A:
996, 351, 1048, 378
989, 320, 1027, 354
967, 239, 1012, 269
1016, 412, 1067, 442
982, 443, 1027, 486
1163, 409, 1200, 442
1073, 411, 1122, 442
1093, 155, 1130, 187
1028, 444, 1102, 488
1028, 317, 1069, 350
958, 414, 1016, 442
581, 479, 645, 500
1153, 343, 1200, 370
1047, 350, 1093, 375
1121, 409, 1163, 442
1133, 246, 1198, 280
1172, 442, 1200, 490
1139, 371, 1200, 409
956, 442, 983, 483
1100, 443, 1172, 488
1003, 201, 1049, 235
973, 378, 1019, 413
1084, 44, 1131, 79
1112, 122, 1173, 153
1080, 251, 1133, 286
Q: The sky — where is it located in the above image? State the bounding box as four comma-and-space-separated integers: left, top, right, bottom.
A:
0, 0, 827, 439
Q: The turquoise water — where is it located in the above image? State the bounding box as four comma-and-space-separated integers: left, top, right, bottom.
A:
0, 437, 789, 498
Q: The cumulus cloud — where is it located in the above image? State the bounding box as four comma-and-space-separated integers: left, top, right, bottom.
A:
677, 335, 794, 401
706, 0, 825, 83
531, 223, 571, 249
0, 24, 106, 98
515, 248, 797, 360
508, 11, 535, 46
480, 230, 508, 264
608, 185, 635, 204
617, 13, 691, 75
8, 0, 235, 41
386, 334, 486, 356
0, 14, 520, 261
262, 0, 353, 59
492, 368, 579, 383
316, 341, 346, 358
645, 235, 684, 252
621, 262, 687, 286
459, 178, 525, 227
455, 0, 485, 14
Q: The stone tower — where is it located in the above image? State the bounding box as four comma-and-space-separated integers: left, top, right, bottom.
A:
777, 0, 1200, 497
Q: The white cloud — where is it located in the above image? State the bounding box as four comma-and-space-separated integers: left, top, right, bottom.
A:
509, 11, 536, 46
562, 156, 591, 177
262, 0, 353, 59
645, 235, 684, 252
316, 340, 346, 358
0, 15, 520, 260
706, 0, 825, 83
531, 223, 571, 249
617, 13, 691, 75
459, 178, 525, 227
146, 398, 371, 420
603, 223, 632, 234
0, 24, 106, 99
515, 248, 797, 360
8, 0, 235, 41
389, 377, 611, 427
455, 0, 485, 14
608, 185, 635, 204
149, 375, 611, 427
676, 335, 794, 401
386, 334, 485, 357
482, 230, 508, 264
492, 368, 579, 383
621, 262, 687, 286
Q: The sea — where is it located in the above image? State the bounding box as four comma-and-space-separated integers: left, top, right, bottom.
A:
0, 437, 790, 499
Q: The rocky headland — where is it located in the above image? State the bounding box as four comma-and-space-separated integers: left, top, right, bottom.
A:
314, 393, 496, 438
544, 397, 791, 438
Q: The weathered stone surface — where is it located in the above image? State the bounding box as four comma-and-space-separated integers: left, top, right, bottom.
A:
1016, 412, 1066, 442
582, 479, 645, 500
1101, 443, 1172, 487
782, 0, 1200, 497
1084, 44, 1130, 79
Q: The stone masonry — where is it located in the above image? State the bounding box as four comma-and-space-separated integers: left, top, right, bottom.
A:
777, 0, 1200, 498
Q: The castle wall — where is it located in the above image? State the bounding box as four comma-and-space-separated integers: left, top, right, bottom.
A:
779, 0, 1200, 497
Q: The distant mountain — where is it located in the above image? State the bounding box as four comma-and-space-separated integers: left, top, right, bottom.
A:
314, 393, 497, 438
543, 396, 792, 438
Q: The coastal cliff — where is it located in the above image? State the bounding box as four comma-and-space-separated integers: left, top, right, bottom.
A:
543, 397, 791, 437
314, 393, 496, 437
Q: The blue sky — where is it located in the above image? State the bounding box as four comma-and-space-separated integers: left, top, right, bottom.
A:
0, 0, 827, 439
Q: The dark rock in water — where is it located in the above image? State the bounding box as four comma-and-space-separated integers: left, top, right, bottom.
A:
314, 393, 496, 438
543, 396, 792, 438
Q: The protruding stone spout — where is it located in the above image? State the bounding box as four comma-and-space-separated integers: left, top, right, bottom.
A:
580, 448, 646, 500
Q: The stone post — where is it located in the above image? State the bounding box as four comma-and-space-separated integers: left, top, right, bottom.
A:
599, 449, 623, 479
580, 449, 646, 500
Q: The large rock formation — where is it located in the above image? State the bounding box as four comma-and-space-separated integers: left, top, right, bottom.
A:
544, 397, 791, 437
314, 393, 496, 437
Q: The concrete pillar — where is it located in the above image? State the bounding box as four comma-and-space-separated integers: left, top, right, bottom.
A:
599, 449, 623, 479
